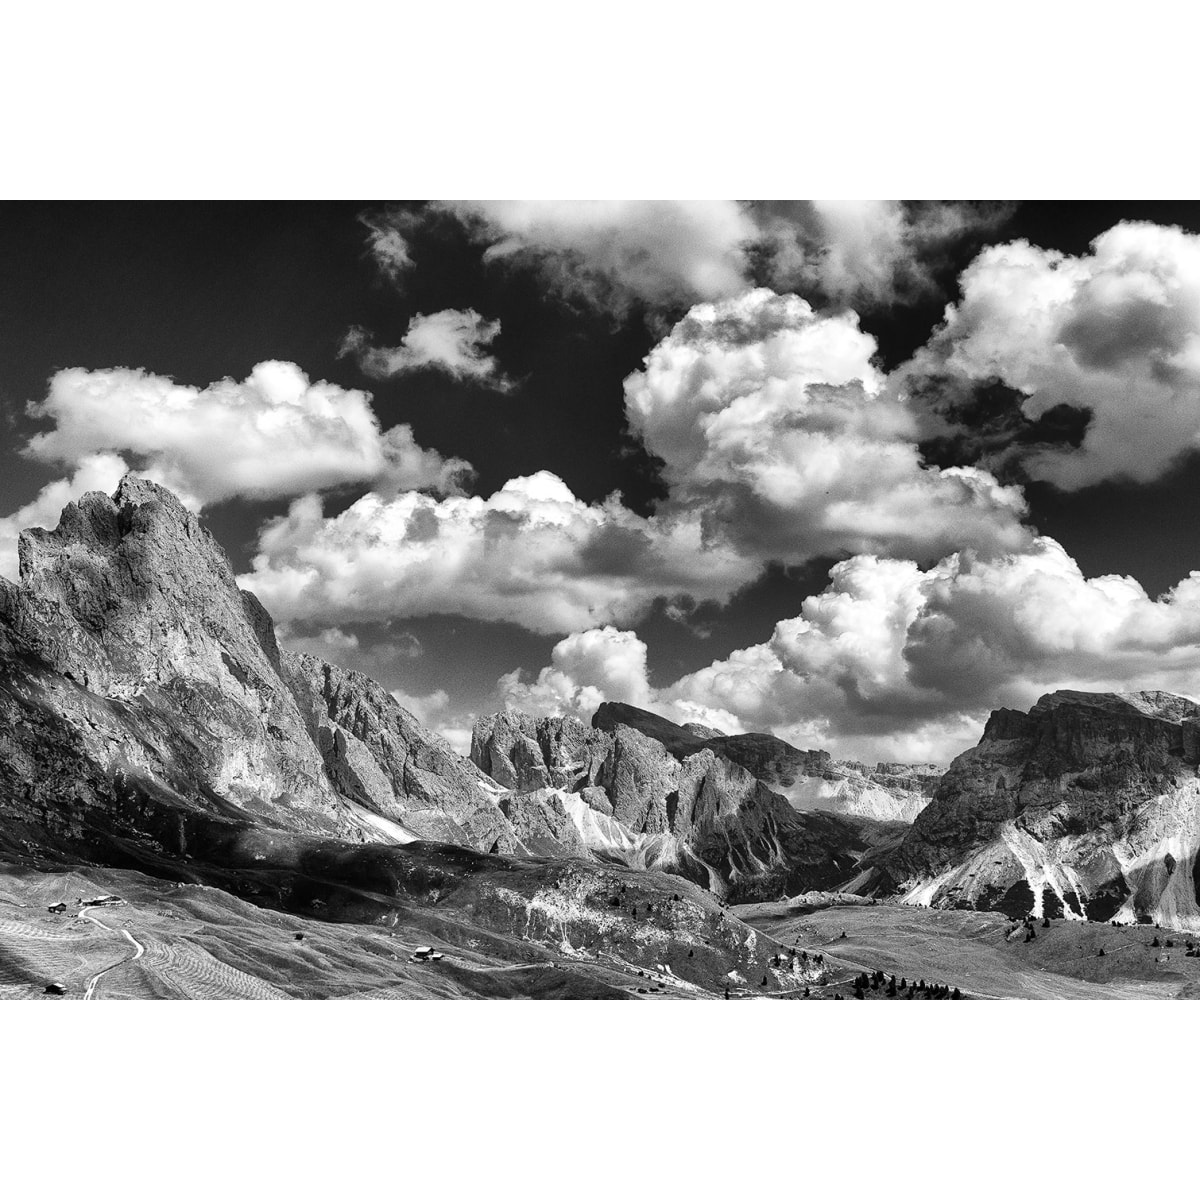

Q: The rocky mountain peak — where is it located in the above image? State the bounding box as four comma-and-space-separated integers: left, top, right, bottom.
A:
586, 699, 935, 823
13, 475, 268, 691
857, 687, 1200, 930
0, 475, 525, 860
1029, 688, 1200, 724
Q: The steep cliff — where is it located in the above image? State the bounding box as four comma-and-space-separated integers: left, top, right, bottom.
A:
853, 690, 1200, 931
472, 704, 880, 900
0, 476, 534, 871
590, 702, 938, 822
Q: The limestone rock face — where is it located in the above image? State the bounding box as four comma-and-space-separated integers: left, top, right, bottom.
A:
472, 702, 878, 900
498, 788, 590, 858
470, 711, 609, 793
591, 701, 939, 824
793, 762, 940, 823
2, 477, 348, 839
0, 475, 528, 871
285, 653, 517, 852
856, 690, 1200, 932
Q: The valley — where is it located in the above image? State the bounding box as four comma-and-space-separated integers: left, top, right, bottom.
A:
5, 474, 1200, 1000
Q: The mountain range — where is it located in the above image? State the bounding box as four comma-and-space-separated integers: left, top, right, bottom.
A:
3, 475, 1200, 999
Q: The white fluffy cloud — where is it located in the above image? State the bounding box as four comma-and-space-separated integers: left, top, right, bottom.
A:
0, 361, 469, 581
0, 452, 128, 580
438, 199, 758, 316
239, 471, 757, 636
502, 538, 1200, 764
238, 289, 1037, 644
341, 308, 512, 389
906, 221, 1200, 489
25, 360, 466, 506
499, 626, 652, 718
623, 288, 1032, 563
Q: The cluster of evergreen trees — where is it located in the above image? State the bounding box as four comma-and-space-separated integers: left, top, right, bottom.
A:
848, 969, 960, 1000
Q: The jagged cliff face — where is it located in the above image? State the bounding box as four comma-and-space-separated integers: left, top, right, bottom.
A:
0, 477, 525, 867
773, 758, 940, 823
855, 691, 1200, 932
592, 702, 939, 824
285, 652, 518, 851
471, 704, 886, 901
2, 480, 343, 846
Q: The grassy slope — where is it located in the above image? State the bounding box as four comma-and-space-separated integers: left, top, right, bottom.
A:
0, 851, 824, 1001
738, 901, 1200, 999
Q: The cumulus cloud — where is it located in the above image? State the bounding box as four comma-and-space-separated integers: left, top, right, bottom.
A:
341, 308, 512, 390
904, 221, 1200, 489
239, 471, 758, 636
375, 423, 473, 496
623, 288, 1032, 564
239, 288, 1038, 647
499, 626, 652, 718
0, 452, 128, 580
501, 538, 1200, 764
685, 539, 1200, 760
21, 361, 468, 509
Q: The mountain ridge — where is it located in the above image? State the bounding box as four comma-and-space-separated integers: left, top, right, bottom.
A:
8, 471, 1200, 984
849, 687, 1200, 930
0, 475, 874, 994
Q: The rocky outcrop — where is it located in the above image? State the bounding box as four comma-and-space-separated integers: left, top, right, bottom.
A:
590, 701, 939, 824
497, 788, 590, 858
0, 477, 353, 841
787, 761, 941, 823
285, 653, 518, 851
0, 476, 536, 874
472, 705, 877, 900
470, 711, 609, 794
853, 690, 1200, 931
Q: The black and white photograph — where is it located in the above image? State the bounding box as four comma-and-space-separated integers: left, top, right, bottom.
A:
9, 196, 1200, 1003
4, 8, 1198, 1196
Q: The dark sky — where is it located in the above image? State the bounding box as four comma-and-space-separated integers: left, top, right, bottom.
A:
5, 200, 1200, 738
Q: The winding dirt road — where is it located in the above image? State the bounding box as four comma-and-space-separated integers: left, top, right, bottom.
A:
79, 910, 144, 1000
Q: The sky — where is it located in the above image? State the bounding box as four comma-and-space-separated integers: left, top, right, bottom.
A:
6, 200, 1200, 764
